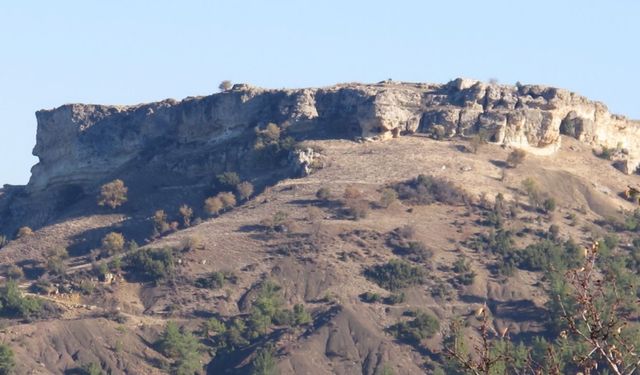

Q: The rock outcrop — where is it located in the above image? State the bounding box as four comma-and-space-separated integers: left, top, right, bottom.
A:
28, 79, 640, 193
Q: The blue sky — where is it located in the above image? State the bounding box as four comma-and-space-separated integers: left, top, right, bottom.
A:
1, 1, 638, 185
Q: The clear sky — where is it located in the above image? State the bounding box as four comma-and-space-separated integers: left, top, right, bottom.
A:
1, 1, 638, 185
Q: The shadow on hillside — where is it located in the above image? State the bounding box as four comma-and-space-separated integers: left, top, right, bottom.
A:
66, 217, 151, 257
459, 295, 547, 323
206, 328, 289, 375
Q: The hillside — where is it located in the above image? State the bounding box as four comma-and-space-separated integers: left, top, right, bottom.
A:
1, 80, 640, 374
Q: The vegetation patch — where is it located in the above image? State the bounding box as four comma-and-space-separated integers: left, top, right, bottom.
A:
392, 174, 469, 206
123, 247, 175, 283
364, 259, 425, 291
389, 310, 440, 346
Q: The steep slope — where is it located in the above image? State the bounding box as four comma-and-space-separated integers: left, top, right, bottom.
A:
2, 133, 640, 374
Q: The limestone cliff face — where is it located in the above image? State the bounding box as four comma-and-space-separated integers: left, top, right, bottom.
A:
28, 79, 640, 192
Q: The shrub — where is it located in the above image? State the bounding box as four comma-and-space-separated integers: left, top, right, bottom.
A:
378, 188, 398, 208
0, 344, 15, 375
181, 235, 203, 252
217, 172, 241, 190
248, 281, 283, 337
204, 196, 224, 216
97, 179, 127, 209
124, 247, 175, 283
543, 198, 556, 213
94, 262, 109, 278
385, 292, 406, 305
101, 232, 125, 256
5, 265, 24, 280
0, 235, 8, 249
316, 187, 331, 201
218, 192, 237, 209
360, 292, 382, 303
45, 246, 69, 276
194, 271, 226, 289
219, 80, 232, 92
517, 240, 582, 272
46, 257, 66, 276
262, 123, 281, 143
179, 205, 193, 227
202, 317, 227, 338
158, 321, 203, 375
364, 260, 425, 291
452, 257, 476, 285
0, 279, 42, 318
521, 178, 542, 209
253, 123, 295, 167
78, 280, 96, 296
236, 181, 254, 201
390, 310, 440, 345
344, 199, 369, 220
78, 362, 102, 375
506, 149, 526, 168
292, 304, 312, 325
398, 241, 432, 263
261, 211, 291, 233
153, 210, 170, 235
393, 175, 468, 206
251, 346, 277, 375
16, 226, 33, 238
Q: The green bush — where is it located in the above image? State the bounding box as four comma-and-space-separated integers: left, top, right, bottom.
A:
0, 344, 15, 375
393, 175, 468, 206
384, 292, 406, 305
248, 281, 283, 338
78, 362, 103, 375
515, 240, 582, 272
543, 198, 556, 213
157, 321, 203, 375
364, 260, 425, 291
0, 279, 42, 318
251, 346, 278, 375
360, 292, 382, 303
253, 123, 296, 167
101, 232, 125, 256
292, 304, 312, 325
390, 310, 440, 345
194, 271, 226, 289
452, 258, 476, 285
123, 247, 175, 283
400, 241, 432, 263
216, 172, 241, 190
5, 265, 24, 281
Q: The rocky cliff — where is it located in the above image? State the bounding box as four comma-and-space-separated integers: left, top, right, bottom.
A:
29, 79, 640, 193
